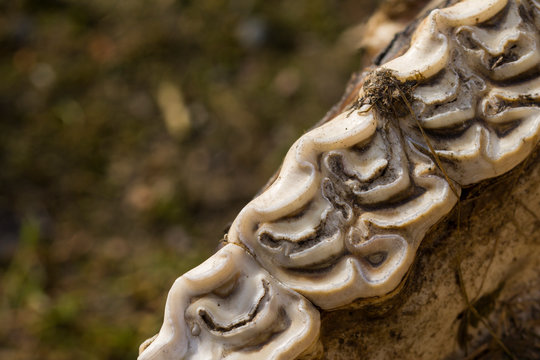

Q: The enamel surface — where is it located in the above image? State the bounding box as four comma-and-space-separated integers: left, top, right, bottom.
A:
405, 0, 540, 184
229, 119, 457, 309
141, 0, 540, 358
138, 244, 320, 360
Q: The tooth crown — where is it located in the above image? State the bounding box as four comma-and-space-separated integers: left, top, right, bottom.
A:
139, 1, 540, 359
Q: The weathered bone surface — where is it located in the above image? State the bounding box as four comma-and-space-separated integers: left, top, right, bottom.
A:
139, 0, 540, 358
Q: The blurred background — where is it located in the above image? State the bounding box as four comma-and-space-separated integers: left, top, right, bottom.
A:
0, 0, 387, 358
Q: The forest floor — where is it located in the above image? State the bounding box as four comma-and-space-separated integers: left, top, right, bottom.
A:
0, 0, 382, 358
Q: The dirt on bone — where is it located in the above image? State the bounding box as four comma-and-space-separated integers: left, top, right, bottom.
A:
355, 69, 420, 119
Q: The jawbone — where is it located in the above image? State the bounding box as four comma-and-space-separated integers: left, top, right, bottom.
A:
140, 0, 540, 358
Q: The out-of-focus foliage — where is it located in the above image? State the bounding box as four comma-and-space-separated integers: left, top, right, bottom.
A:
0, 0, 378, 358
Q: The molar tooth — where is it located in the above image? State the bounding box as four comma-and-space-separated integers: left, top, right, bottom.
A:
456, 0, 540, 80
139, 245, 320, 360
